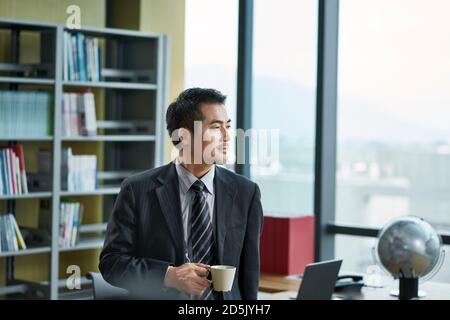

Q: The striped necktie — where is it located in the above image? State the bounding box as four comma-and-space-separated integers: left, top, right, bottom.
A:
189, 180, 215, 300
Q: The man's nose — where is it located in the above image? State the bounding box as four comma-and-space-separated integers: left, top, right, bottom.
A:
221, 127, 230, 142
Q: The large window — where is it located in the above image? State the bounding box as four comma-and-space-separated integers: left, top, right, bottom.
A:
336, 0, 450, 282
251, 0, 318, 216
184, 0, 238, 160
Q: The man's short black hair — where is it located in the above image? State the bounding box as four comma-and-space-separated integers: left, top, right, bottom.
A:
166, 87, 227, 146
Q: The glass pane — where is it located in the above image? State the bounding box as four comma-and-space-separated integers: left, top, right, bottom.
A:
337, 0, 450, 230
251, 0, 318, 216
184, 0, 238, 167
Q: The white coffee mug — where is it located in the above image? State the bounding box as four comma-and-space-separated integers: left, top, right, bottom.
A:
210, 265, 236, 292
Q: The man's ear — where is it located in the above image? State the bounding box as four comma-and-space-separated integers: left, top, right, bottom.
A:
178, 127, 191, 146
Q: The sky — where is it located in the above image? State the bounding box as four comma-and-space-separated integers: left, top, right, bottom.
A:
339, 0, 450, 141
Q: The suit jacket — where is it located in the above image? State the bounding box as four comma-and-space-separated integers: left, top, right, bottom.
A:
99, 162, 264, 299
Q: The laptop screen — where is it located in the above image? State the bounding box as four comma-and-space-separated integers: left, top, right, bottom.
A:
296, 259, 343, 300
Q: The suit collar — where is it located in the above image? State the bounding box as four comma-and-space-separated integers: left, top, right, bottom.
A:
156, 161, 178, 185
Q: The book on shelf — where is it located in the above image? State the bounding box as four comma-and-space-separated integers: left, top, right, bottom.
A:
59, 200, 84, 248
27, 148, 52, 192
37, 199, 83, 249
37, 147, 52, 174
64, 31, 102, 82
61, 147, 97, 192
0, 90, 52, 137
62, 91, 97, 136
0, 144, 28, 195
0, 213, 27, 253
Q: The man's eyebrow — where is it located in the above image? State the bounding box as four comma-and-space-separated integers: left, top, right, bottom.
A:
208, 119, 232, 125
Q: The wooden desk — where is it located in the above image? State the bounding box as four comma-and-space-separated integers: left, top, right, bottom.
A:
259, 273, 301, 293
259, 273, 450, 300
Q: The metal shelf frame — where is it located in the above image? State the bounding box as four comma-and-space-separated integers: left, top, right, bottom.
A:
0, 18, 169, 300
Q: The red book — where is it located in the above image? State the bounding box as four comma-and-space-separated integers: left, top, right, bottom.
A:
13, 144, 28, 194
260, 215, 315, 275
8, 148, 17, 194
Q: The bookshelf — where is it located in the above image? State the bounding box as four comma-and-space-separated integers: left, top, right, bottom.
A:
0, 18, 168, 299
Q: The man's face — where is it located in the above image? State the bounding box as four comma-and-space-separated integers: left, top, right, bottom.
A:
180, 103, 231, 165
200, 103, 231, 165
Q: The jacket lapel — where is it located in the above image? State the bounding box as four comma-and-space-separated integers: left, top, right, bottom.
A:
155, 163, 185, 260
214, 166, 237, 264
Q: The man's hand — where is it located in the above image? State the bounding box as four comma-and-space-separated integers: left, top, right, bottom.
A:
164, 263, 211, 296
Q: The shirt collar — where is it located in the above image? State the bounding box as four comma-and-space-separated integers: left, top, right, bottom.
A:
174, 157, 215, 195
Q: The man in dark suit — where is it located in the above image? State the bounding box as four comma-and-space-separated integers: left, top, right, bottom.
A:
99, 88, 263, 300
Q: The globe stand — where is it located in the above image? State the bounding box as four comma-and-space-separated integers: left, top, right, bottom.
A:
389, 278, 427, 300
389, 289, 427, 299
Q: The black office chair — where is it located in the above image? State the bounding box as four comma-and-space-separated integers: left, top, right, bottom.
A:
86, 272, 129, 300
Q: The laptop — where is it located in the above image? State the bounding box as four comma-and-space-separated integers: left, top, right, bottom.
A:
295, 259, 343, 300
